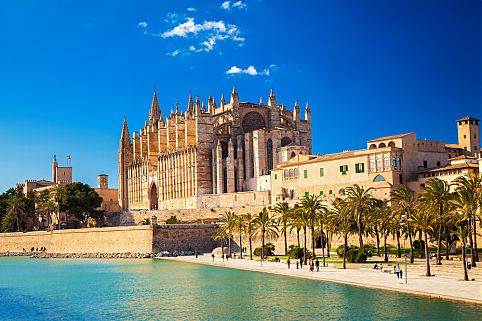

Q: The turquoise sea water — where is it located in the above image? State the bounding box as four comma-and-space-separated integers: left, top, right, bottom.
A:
0, 257, 480, 320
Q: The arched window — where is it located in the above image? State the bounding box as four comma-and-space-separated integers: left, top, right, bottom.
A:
294, 168, 299, 177
221, 141, 229, 159
369, 159, 375, 171
291, 152, 296, 159
284, 169, 288, 179
369, 144, 377, 149
384, 157, 389, 168
373, 175, 386, 182
242, 112, 266, 133
376, 158, 382, 169
289, 168, 294, 178
281, 137, 292, 147
267, 139, 273, 173
378, 142, 386, 148
388, 141, 395, 147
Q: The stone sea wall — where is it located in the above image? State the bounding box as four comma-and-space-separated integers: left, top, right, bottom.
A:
0, 224, 219, 256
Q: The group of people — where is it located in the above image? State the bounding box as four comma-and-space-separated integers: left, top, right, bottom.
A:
373, 263, 403, 279
287, 256, 321, 272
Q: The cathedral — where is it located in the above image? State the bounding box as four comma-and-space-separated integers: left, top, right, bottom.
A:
118, 88, 312, 211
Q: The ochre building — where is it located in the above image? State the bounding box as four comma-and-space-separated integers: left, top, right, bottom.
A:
118, 88, 312, 211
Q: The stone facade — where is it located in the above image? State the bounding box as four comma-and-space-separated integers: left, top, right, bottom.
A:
271, 116, 480, 205
0, 225, 218, 254
118, 88, 312, 212
94, 174, 121, 212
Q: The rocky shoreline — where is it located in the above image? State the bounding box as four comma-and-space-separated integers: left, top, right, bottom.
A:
0, 252, 154, 259
0, 250, 198, 259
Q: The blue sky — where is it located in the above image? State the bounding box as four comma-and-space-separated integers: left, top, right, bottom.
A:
0, 0, 480, 192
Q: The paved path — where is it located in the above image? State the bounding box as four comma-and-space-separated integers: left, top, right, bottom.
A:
157, 254, 482, 304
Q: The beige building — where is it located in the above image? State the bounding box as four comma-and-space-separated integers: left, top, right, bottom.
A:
118, 88, 312, 212
271, 116, 480, 205
20, 155, 73, 195
94, 174, 121, 212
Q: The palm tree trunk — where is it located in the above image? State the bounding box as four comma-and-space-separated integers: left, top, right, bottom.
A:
303, 226, 307, 265
408, 226, 414, 263
296, 228, 300, 247
462, 239, 469, 281
320, 225, 325, 267
419, 230, 425, 258
473, 213, 479, 262
228, 237, 231, 257
239, 233, 243, 259
311, 226, 316, 258
375, 225, 381, 256
445, 231, 450, 261
358, 210, 363, 247
326, 231, 331, 258
436, 205, 443, 265
261, 231, 265, 263
343, 232, 348, 269
284, 224, 288, 256
15, 209, 20, 232
396, 229, 401, 258
383, 230, 388, 263
424, 230, 431, 276
249, 235, 253, 260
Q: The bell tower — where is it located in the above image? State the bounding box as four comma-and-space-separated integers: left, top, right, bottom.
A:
457, 116, 480, 156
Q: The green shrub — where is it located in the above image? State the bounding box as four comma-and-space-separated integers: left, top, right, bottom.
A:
254, 243, 275, 257
165, 215, 179, 224
336, 245, 370, 263
413, 239, 425, 250
287, 245, 312, 259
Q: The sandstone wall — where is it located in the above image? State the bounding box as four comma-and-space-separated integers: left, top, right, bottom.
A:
152, 224, 218, 253
0, 226, 152, 254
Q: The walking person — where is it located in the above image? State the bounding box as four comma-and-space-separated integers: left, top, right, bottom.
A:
395, 264, 400, 279
296, 261, 299, 269
310, 260, 314, 272
287, 258, 291, 269
396, 264, 402, 279
212, 253, 215, 262
299, 258, 303, 269
315, 258, 320, 272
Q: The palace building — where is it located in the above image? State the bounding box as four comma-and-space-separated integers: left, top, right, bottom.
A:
118, 88, 312, 211
270, 116, 480, 205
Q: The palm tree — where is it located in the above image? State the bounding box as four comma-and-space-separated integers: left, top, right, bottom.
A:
234, 214, 245, 259
316, 206, 329, 267
301, 194, 325, 258
5, 196, 26, 232
49, 185, 64, 229
242, 212, 256, 260
325, 198, 353, 269
453, 174, 480, 266
342, 184, 374, 248
391, 185, 415, 263
291, 204, 310, 264
213, 228, 228, 260
219, 211, 237, 256
253, 207, 279, 265
410, 207, 437, 276
418, 178, 452, 265
273, 201, 291, 255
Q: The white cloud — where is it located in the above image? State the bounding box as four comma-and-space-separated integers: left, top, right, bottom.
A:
221, 1, 231, 10
187, 7, 197, 12
161, 17, 243, 52
167, 50, 181, 57
189, 45, 197, 51
221, 1, 247, 10
138, 21, 147, 28
226, 65, 271, 76
232, 1, 247, 9
165, 12, 181, 24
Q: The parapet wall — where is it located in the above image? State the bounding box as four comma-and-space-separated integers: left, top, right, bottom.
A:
0, 226, 153, 254
0, 224, 219, 255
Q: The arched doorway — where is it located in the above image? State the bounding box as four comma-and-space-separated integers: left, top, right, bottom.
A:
149, 183, 158, 210
266, 138, 273, 173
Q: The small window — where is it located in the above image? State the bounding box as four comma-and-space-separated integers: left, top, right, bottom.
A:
355, 163, 364, 173
339, 165, 348, 175
304, 170, 308, 179
420, 183, 425, 188
475, 146, 477, 151
464, 134, 466, 139
319, 191, 323, 195
329, 190, 333, 195
274, 174, 277, 180
436, 161, 440, 167
423, 160, 428, 168
319, 168, 324, 177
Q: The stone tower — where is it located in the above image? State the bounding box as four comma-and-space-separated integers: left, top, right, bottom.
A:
457, 116, 480, 156
97, 174, 109, 189
52, 155, 58, 183
118, 116, 133, 211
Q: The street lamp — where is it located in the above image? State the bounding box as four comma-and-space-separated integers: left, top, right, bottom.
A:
402, 214, 408, 284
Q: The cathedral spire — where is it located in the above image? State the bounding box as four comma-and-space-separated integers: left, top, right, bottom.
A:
230, 86, 239, 105
305, 101, 311, 121
148, 89, 161, 125
268, 88, 277, 108
188, 91, 194, 113
221, 93, 226, 106
259, 96, 264, 106
120, 116, 131, 144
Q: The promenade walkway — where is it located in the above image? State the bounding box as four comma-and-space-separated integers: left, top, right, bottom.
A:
157, 254, 482, 304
